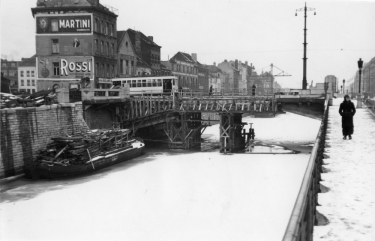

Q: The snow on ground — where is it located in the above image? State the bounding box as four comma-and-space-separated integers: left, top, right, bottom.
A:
0, 111, 322, 241
314, 98, 375, 241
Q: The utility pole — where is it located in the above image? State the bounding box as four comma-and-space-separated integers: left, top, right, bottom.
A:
296, 3, 316, 90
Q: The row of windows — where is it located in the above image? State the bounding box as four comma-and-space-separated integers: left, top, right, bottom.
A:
19, 89, 36, 94
95, 63, 116, 78
120, 79, 164, 88
20, 71, 35, 77
94, 18, 115, 36
120, 60, 134, 75
94, 39, 115, 56
173, 64, 197, 74
179, 76, 198, 88
20, 79, 35, 86
1, 63, 17, 67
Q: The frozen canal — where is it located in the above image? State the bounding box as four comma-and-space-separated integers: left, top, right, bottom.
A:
1, 112, 321, 241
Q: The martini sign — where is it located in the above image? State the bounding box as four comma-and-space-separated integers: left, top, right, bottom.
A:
36, 15, 92, 34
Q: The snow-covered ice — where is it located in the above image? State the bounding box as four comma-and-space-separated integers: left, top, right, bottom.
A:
314, 98, 375, 241
0, 112, 321, 241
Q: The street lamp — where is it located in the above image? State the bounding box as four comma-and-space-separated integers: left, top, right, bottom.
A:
357, 58, 363, 108
296, 3, 316, 90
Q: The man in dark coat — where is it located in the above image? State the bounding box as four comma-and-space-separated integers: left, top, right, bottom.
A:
339, 95, 356, 140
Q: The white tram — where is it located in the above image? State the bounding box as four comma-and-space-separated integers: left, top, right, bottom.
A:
112, 75, 178, 96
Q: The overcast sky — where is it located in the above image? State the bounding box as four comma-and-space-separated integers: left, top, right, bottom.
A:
1, 0, 375, 88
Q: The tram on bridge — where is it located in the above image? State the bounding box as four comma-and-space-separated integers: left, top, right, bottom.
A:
111, 75, 179, 96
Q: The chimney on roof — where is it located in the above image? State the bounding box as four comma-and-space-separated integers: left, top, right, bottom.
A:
191, 53, 197, 61
213, 62, 216, 66
235, 59, 238, 70
224, 59, 227, 63
245, 61, 248, 66
87, 0, 99, 7
148, 36, 153, 42
135, 31, 142, 57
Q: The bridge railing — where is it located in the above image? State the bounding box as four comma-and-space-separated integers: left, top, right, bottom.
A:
81, 87, 130, 101
283, 98, 329, 241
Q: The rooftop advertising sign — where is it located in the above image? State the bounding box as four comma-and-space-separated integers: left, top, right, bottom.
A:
36, 15, 92, 34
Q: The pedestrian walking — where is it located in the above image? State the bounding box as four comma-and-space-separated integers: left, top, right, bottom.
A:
252, 84, 256, 96
339, 94, 356, 140
209, 85, 213, 96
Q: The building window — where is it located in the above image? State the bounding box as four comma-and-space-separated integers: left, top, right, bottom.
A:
10, 63, 16, 67
120, 60, 124, 74
52, 39, 59, 53
53, 62, 60, 76
94, 18, 98, 32
101, 41, 104, 54
101, 64, 104, 77
106, 42, 109, 55
26, 71, 30, 77
111, 65, 115, 78
106, 64, 109, 78
1, 63, 6, 67
21, 80, 24, 86
95, 39, 98, 52
101, 21, 104, 33
95, 63, 99, 76
31, 71, 35, 77
51, 19, 58, 31
32, 79, 35, 86
20, 71, 24, 77
27, 79, 30, 86
111, 43, 114, 56
125, 41, 128, 48
109, 24, 112, 36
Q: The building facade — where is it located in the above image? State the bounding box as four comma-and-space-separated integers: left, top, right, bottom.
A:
324, 75, 338, 94
117, 30, 137, 77
31, 0, 118, 90
168, 52, 198, 91
1, 59, 18, 93
18, 57, 37, 93
217, 60, 240, 92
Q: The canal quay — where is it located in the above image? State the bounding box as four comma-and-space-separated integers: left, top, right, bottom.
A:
1, 110, 321, 241
2, 0, 375, 240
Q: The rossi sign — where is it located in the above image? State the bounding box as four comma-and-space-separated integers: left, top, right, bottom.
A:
36, 15, 92, 34
38, 57, 93, 79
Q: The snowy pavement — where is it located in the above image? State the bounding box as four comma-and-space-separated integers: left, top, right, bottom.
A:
314, 98, 375, 241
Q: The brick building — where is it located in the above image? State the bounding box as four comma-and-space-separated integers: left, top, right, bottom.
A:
18, 56, 37, 94
31, 0, 118, 90
1, 59, 18, 93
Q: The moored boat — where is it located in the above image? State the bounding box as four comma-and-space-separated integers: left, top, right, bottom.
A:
31, 129, 144, 179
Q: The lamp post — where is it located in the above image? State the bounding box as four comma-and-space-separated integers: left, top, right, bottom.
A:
343, 79, 345, 95
296, 3, 316, 90
357, 58, 363, 108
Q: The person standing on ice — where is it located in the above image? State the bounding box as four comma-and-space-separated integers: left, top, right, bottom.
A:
339, 94, 356, 140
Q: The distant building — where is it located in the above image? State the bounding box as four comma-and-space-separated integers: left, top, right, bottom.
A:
117, 31, 137, 77
249, 72, 274, 96
203, 63, 228, 93
126, 29, 164, 76
18, 56, 37, 94
1, 59, 18, 93
31, 0, 118, 90
324, 75, 338, 93
168, 52, 198, 91
217, 60, 240, 92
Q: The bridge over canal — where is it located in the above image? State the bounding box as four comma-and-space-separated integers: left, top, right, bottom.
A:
80, 88, 327, 152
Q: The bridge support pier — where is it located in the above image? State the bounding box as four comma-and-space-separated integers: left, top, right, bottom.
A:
164, 112, 206, 149
219, 113, 246, 153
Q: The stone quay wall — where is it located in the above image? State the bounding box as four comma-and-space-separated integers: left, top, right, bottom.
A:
0, 103, 89, 179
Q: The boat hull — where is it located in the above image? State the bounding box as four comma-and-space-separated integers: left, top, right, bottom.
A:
35, 144, 144, 179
